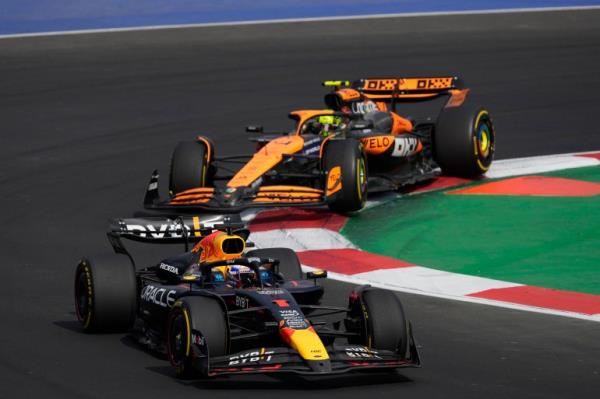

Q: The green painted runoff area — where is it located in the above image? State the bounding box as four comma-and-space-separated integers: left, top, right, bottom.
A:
342, 166, 600, 295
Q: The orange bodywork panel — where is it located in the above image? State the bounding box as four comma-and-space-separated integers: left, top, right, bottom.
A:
361, 135, 395, 155
326, 166, 342, 196
253, 185, 323, 203
290, 109, 335, 135
336, 88, 362, 102
374, 101, 388, 112
390, 113, 414, 134
360, 77, 458, 102
169, 187, 214, 204
365, 93, 440, 100
445, 89, 470, 108
227, 135, 305, 188
362, 77, 455, 92
196, 136, 213, 161
258, 185, 323, 194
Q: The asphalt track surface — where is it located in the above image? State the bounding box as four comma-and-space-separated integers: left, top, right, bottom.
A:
1, 9, 600, 399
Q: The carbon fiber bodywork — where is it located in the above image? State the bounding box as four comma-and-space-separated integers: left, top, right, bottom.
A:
96, 216, 421, 377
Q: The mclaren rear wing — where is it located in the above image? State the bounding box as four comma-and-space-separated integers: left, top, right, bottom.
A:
323, 76, 469, 108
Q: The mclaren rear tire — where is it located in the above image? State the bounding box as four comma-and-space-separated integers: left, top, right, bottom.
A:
167, 296, 229, 379
247, 247, 303, 280
434, 104, 495, 177
323, 139, 368, 213
169, 138, 214, 195
74, 254, 137, 333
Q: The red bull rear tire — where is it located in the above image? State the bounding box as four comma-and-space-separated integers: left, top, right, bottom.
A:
74, 254, 137, 333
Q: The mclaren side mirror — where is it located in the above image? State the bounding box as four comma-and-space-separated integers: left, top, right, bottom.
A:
350, 120, 374, 130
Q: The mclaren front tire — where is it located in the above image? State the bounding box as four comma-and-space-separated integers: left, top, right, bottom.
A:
169, 138, 215, 195
323, 139, 368, 213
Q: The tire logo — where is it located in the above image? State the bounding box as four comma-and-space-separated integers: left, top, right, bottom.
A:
326, 166, 342, 196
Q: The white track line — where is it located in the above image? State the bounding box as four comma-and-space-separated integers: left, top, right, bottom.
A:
487, 152, 600, 178
251, 228, 356, 252
301, 264, 600, 323
2, 5, 600, 39
353, 266, 521, 297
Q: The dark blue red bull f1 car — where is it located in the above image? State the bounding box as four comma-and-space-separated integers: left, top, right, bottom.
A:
74, 215, 420, 378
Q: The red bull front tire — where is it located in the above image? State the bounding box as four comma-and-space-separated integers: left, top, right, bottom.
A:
346, 288, 409, 357
167, 296, 229, 379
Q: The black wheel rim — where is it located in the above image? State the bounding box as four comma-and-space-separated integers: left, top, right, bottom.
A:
168, 313, 187, 367
75, 268, 90, 325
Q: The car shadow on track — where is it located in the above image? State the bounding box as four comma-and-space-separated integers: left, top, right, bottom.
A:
119, 334, 169, 360
145, 365, 414, 390
55, 320, 416, 389
117, 325, 416, 389
54, 319, 83, 333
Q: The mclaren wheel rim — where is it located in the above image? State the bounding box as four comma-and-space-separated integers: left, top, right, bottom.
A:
477, 123, 492, 158
356, 157, 367, 201
473, 111, 495, 171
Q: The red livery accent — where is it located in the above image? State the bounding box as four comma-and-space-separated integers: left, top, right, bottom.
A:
448, 176, 600, 197
297, 249, 415, 275
405, 176, 473, 194
273, 299, 290, 308
579, 152, 600, 161
469, 286, 600, 315
250, 208, 347, 232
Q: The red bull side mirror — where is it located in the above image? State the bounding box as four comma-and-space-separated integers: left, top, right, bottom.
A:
306, 270, 328, 283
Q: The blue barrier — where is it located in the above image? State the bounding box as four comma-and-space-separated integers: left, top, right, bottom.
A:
1, 0, 599, 35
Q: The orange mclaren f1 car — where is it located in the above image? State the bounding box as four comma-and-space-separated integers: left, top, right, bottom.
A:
143, 77, 495, 213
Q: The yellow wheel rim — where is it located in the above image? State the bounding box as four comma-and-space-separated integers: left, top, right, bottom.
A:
479, 130, 489, 155
356, 158, 366, 201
